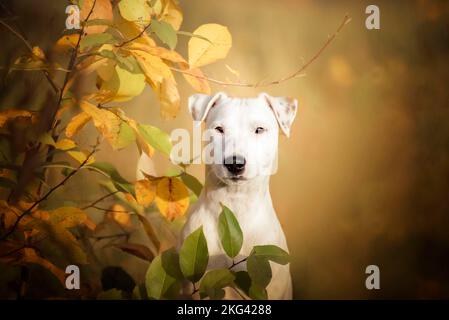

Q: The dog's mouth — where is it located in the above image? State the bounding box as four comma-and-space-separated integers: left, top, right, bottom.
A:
227, 176, 247, 182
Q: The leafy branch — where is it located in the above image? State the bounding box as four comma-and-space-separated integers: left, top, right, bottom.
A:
0, 139, 100, 241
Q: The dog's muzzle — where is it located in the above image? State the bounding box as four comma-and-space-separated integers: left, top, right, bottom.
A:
223, 155, 246, 175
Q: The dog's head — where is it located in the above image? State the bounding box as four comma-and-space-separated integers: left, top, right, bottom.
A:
188, 92, 298, 185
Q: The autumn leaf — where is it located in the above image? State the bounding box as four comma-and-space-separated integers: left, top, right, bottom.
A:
48, 207, 87, 228
80, 101, 136, 150
181, 67, 211, 94
65, 112, 92, 138
31, 46, 45, 60
114, 243, 154, 261
100, 64, 146, 102
135, 179, 156, 207
107, 204, 132, 229
155, 177, 189, 221
67, 150, 96, 165
155, 78, 180, 119
80, 0, 113, 34
131, 49, 174, 84
118, 0, 151, 25
0, 109, 32, 127
55, 139, 77, 151
54, 34, 80, 53
188, 24, 232, 68
160, 0, 183, 30
20, 248, 67, 286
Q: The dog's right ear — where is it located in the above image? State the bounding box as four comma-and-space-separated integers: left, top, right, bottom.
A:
188, 92, 227, 122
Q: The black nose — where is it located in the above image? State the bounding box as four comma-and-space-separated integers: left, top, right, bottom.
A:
224, 155, 246, 175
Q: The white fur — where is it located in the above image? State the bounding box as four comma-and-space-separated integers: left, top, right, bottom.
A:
182, 92, 298, 300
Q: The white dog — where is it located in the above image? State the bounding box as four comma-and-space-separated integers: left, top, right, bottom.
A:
181, 92, 298, 299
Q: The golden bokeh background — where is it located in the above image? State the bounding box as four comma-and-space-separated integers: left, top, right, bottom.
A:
1, 0, 449, 299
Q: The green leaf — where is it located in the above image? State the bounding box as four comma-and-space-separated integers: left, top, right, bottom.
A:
161, 247, 183, 280
115, 120, 136, 149
218, 204, 243, 258
199, 269, 235, 300
247, 255, 271, 288
38, 132, 55, 146
251, 245, 290, 265
181, 172, 203, 197
80, 33, 117, 50
233, 271, 251, 296
137, 124, 172, 156
146, 255, 180, 299
149, 20, 177, 50
179, 226, 209, 282
88, 162, 134, 195
249, 284, 267, 300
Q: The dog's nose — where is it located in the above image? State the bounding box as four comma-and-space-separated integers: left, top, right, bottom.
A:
223, 155, 246, 175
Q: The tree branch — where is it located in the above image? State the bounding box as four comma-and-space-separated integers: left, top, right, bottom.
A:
115, 20, 152, 47
0, 19, 59, 93
0, 140, 99, 241
172, 14, 351, 88
81, 191, 119, 210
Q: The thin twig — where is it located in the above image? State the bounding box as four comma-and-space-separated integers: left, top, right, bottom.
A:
91, 205, 132, 213
229, 257, 247, 270
81, 191, 119, 210
172, 15, 351, 88
90, 232, 130, 241
0, 19, 59, 93
115, 21, 152, 47
0, 141, 99, 241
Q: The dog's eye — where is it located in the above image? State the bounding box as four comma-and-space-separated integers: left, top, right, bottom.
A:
214, 126, 224, 134
255, 127, 266, 134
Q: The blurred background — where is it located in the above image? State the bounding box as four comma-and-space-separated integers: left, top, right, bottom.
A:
1, 0, 449, 299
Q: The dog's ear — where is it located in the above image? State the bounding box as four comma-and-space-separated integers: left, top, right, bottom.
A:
188, 92, 227, 122
260, 93, 298, 137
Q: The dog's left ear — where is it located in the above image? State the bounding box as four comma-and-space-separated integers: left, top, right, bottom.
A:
260, 93, 298, 137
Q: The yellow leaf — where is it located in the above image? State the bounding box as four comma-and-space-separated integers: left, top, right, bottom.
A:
65, 112, 92, 138
107, 204, 132, 229
80, 101, 135, 150
160, 0, 183, 30
49, 207, 87, 228
118, 0, 151, 25
55, 139, 77, 151
54, 34, 80, 53
80, 0, 113, 34
188, 23, 232, 68
131, 50, 174, 84
101, 64, 146, 102
155, 177, 189, 221
114, 13, 156, 46
135, 179, 156, 207
156, 78, 180, 119
128, 119, 155, 157
32, 46, 46, 60
68, 150, 95, 164
125, 42, 188, 67
0, 109, 32, 127
181, 67, 211, 94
